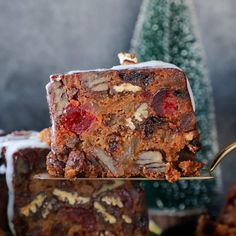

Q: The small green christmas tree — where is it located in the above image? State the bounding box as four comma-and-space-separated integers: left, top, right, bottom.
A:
131, 0, 220, 214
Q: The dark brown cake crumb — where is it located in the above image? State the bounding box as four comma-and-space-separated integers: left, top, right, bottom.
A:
165, 165, 181, 183
179, 160, 204, 176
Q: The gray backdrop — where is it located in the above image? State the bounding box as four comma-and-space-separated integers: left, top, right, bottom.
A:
0, 0, 235, 195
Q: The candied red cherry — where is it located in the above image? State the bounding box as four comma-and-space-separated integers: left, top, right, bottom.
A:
152, 89, 178, 119
60, 101, 96, 134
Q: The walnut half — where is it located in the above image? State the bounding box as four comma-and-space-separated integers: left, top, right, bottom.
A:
122, 215, 132, 224
133, 103, 149, 122
118, 52, 138, 65
94, 202, 116, 224
101, 196, 123, 208
53, 188, 90, 205
20, 193, 46, 217
113, 83, 142, 93
136, 151, 167, 173
81, 73, 111, 92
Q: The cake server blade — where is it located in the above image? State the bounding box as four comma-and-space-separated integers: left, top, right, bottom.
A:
34, 141, 236, 181
34, 171, 213, 181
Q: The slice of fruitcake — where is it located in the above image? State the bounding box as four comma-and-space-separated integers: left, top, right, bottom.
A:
46, 53, 203, 182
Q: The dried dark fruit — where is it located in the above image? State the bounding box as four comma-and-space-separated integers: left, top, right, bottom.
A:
117, 188, 132, 209
152, 89, 178, 119
143, 116, 164, 138
140, 91, 153, 101
173, 90, 188, 98
107, 133, 120, 153
188, 139, 201, 152
60, 101, 96, 134
178, 147, 195, 161
180, 113, 194, 131
119, 71, 154, 88
103, 113, 116, 126
189, 139, 201, 149
65, 151, 85, 178
46, 152, 65, 176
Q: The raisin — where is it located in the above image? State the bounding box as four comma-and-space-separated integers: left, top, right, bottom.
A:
60, 101, 96, 134
143, 116, 164, 138
189, 139, 201, 150
174, 90, 188, 98
65, 151, 86, 178
178, 147, 195, 161
180, 113, 193, 131
117, 188, 132, 208
107, 133, 120, 153
119, 71, 154, 88
46, 152, 65, 176
152, 89, 178, 119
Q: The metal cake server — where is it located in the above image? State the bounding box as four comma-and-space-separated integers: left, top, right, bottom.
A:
34, 141, 236, 181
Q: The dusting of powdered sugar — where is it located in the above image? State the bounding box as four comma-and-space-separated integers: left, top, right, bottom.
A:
0, 131, 48, 236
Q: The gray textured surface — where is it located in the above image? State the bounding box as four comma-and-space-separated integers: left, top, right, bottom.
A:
0, 0, 235, 194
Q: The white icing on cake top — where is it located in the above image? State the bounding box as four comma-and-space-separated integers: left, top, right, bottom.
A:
186, 78, 196, 111
68, 60, 180, 74
0, 131, 48, 236
111, 60, 180, 70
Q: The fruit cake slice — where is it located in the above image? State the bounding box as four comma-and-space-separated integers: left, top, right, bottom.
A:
0, 130, 148, 236
196, 182, 236, 236
46, 53, 203, 182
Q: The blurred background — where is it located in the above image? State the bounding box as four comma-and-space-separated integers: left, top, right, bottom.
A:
0, 0, 235, 198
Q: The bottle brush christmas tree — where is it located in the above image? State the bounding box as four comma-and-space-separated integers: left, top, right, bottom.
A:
131, 0, 220, 230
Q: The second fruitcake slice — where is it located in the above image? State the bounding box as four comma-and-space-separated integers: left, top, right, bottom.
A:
46, 55, 203, 182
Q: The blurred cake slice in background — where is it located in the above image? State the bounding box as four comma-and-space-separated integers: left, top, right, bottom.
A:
46, 53, 203, 182
0, 130, 49, 235
0, 130, 148, 236
196, 182, 236, 236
